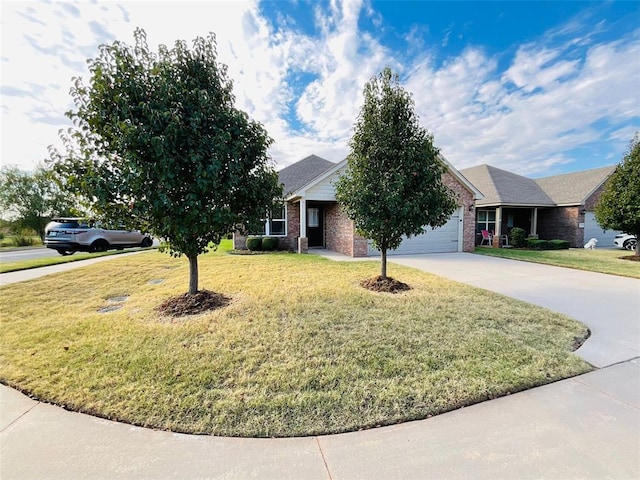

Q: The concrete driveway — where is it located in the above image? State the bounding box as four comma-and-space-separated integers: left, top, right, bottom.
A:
1, 252, 639, 479
389, 253, 640, 368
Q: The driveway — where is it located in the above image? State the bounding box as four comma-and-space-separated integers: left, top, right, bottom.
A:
389, 253, 640, 368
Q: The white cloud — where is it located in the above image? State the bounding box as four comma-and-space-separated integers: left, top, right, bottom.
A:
1, 0, 638, 178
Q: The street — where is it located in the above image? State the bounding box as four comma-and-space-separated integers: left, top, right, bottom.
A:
0, 247, 60, 263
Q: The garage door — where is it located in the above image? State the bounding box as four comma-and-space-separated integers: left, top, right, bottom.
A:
368, 210, 460, 256
583, 212, 621, 248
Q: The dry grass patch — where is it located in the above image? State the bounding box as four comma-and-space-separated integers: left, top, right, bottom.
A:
1, 249, 591, 437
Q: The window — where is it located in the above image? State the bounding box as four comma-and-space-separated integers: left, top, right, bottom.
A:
476, 209, 496, 233
251, 204, 287, 236
308, 208, 320, 228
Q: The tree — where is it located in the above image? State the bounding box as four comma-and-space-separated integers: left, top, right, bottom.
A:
0, 164, 76, 240
335, 67, 457, 280
595, 137, 640, 256
50, 28, 281, 294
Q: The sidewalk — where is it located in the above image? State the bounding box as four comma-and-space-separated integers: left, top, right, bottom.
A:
1, 252, 639, 479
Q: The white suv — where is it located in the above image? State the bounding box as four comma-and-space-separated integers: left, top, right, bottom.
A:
44, 218, 152, 256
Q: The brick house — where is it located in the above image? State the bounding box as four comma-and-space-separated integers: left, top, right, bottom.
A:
235, 154, 482, 257
460, 164, 619, 247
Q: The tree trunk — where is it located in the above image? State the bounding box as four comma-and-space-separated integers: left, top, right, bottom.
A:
381, 248, 387, 279
636, 241, 639, 257
188, 254, 199, 294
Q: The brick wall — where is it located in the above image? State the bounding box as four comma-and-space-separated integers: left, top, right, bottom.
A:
537, 206, 584, 247
442, 171, 476, 253
278, 201, 300, 251
584, 183, 607, 211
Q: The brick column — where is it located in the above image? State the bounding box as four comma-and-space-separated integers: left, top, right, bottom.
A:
298, 237, 308, 254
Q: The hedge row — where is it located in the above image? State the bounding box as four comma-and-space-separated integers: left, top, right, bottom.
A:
246, 236, 279, 251
526, 238, 570, 250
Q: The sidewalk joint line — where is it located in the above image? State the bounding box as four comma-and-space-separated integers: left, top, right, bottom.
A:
315, 436, 334, 480
0, 400, 41, 433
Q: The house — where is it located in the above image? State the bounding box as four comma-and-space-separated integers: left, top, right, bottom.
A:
459, 164, 618, 247
235, 154, 483, 257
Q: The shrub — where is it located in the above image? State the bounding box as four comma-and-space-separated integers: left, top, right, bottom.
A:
527, 239, 549, 250
549, 239, 570, 250
13, 231, 35, 247
0, 231, 4, 242
245, 236, 262, 251
261, 237, 278, 251
509, 227, 526, 248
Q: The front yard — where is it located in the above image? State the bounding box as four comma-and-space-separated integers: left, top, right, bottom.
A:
0, 248, 591, 437
475, 247, 640, 279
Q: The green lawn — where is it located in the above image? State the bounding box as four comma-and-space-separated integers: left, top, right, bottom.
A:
475, 247, 640, 279
0, 248, 591, 437
0, 247, 157, 273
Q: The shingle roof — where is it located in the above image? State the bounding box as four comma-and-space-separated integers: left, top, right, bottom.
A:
277, 154, 336, 196
534, 165, 615, 205
460, 164, 615, 206
460, 165, 554, 206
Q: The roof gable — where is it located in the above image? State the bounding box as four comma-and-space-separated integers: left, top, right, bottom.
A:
277, 155, 336, 196
535, 165, 615, 205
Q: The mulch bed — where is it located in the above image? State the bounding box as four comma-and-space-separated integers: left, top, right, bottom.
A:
360, 276, 412, 293
620, 255, 640, 262
157, 290, 231, 317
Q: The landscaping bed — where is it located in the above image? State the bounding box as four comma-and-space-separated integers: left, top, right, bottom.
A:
1, 249, 591, 437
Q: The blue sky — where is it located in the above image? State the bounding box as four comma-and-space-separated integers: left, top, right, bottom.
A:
1, 1, 639, 177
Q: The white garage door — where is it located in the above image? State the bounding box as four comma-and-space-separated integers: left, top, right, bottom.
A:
583, 212, 621, 248
368, 210, 460, 256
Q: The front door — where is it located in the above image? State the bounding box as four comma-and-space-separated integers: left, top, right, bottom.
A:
307, 206, 324, 247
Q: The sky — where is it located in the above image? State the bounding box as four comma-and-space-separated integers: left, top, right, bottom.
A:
1, 0, 639, 177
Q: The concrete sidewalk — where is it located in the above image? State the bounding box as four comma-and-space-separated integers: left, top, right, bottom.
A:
1, 252, 639, 479
2, 361, 638, 479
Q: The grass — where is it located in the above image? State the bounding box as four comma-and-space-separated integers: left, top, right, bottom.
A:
475, 247, 640, 279
0, 235, 42, 248
0, 247, 157, 274
0, 246, 591, 438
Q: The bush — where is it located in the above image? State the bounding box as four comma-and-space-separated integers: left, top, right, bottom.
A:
527, 239, 549, 250
261, 237, 278, 251
246, 236, 262, 251
13, 232, 35, 247
526, 238, 570, 250
509, 227, 526, 248
549, 239, 570, 250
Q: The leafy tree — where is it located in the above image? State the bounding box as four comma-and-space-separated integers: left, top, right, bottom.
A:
50, 28, 281, 294
0, 164, 77, 240
335, 67, 457, 279
595, 138, 640, 255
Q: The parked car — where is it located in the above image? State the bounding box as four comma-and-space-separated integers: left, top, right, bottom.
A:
613, 233, 637, 251
44, 218, 153, 256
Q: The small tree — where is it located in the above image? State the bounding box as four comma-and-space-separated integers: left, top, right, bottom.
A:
335, 67, 457, 280
0, 164, 77, 240
595, 138, 640, 256
50, 28, 281, 294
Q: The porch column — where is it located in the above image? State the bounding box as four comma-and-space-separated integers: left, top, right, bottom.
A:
493, 206, 502, 247
298, 198, 308, 254
300, 198, 307, 238
531, 208, 538, 237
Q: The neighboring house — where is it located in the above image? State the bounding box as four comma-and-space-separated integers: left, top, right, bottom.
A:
460, 164, 618, 247
235, 154, 483, 257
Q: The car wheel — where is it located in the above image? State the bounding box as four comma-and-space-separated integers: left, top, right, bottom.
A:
623, 238, 637, 251
140, 237, 153, 248
91, 240, 109, 253
57, 249, 74, 256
